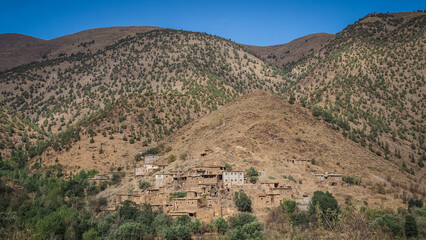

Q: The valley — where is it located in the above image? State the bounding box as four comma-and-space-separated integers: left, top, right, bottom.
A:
0, 10, 424, 240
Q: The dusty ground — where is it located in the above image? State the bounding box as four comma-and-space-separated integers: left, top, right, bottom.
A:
163, 91, 423, 210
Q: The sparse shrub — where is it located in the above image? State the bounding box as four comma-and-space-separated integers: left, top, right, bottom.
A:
138, 180, 151, 190
167, 154, 176, 164
169, 192, 187, 200
134, 153, 142, 161
342, 176, 360, 185
179, 153, 187, 161
288, 175, 296, 183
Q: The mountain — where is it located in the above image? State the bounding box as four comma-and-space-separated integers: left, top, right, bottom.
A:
245, 33, 335, 68
0, 28, 293, 174
285, 12, 426, 178
0, 26, 160, 71
0, 10, 425, 240
0, 29, 291, 136
0, 12, 424, 192
163, 91, 420, 209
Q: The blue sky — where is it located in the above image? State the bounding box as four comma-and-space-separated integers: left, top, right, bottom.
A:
0, 0, 424, 46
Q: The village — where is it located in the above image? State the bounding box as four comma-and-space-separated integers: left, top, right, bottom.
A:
90, 154, 343, 222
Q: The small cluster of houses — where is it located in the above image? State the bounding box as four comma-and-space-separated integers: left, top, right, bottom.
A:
90, 155, 344, 221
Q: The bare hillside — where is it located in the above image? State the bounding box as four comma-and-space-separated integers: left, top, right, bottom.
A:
245, 33, 334, 68
148, 91, 422, 209
0, 26, 160, 71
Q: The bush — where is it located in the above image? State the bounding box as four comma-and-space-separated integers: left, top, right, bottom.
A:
139, 180, 151, 190
228, 213, 257, 229
372, 214, 403, 237
116, 221, 142, 240
234, 191, 252, 212
82, 228, 99, 240
405, 215, 418, 239
190, 219, 202, 234
140, 147, 159, 156
408, 199, 423, 211
291, 212, 310, 228
179, 153, 187, 161
280, 199, 296, 216
309, 191, 339, 223
288, 175, 296, 183
230, 220, 263, 240
170, 192, 187, 199
342, 176, 360, 185
118, 201, 139, 222
246, 167, 259, 184
214, 217, 228, 234
167, 154, 176, 164
134, 153, 142, 161
160, 224, 191, 240
111, 173, 121, 184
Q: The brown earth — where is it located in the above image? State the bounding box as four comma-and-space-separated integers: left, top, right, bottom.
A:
163, 91, 423, 209
0, 26, 160, 71
89, 91, 423, 213
245, 33, 334, 68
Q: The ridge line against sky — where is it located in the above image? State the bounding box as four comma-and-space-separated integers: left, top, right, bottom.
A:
1, 0, 425, 46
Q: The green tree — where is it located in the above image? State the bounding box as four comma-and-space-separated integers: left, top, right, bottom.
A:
290, 212, 310, 228
82, 228, 99, 240
116, 221, 142, 240
372, 214, 403, 237
280, 199, 296, 216
309, 191, 339, 223
35, 206, 78, 239
234, 191, 252, 212
230, 222, 263, 240
228, 213, 257, 229
190, 219, 202, 234
405, 215, 418, 239
246, 167, 259, 183
214, 217, 228, 234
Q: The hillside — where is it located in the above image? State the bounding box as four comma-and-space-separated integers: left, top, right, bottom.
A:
159, 91, 423, 209
0, 26, 160, 71
0, 28, 290, 137
286, 12, 425, 181
0, 102, 48, 162
0, 10, 425, 240
245, 33, 334, 68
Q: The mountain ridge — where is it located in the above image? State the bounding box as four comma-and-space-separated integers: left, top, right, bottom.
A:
0, 26, 162, 71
